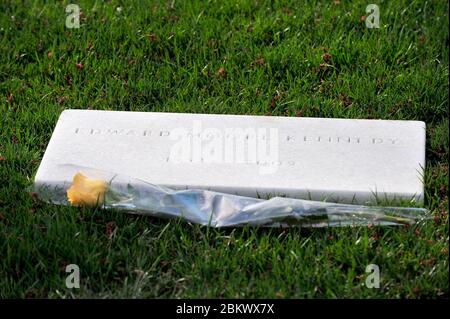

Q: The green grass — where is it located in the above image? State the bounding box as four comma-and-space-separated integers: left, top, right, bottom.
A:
0, 0, 448, 298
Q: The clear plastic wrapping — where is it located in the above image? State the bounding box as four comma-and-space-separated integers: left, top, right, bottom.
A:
33, 165, 430, 227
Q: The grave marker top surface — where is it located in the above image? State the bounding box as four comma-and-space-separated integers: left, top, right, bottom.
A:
34, 110, 426, 204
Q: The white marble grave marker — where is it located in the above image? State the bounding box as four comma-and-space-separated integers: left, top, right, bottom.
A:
34, 110, 426, 204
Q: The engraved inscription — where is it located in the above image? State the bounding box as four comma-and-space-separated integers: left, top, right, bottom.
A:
73, 128, 400, 145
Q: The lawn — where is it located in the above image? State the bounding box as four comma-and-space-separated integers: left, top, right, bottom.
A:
0, 0, 448, 298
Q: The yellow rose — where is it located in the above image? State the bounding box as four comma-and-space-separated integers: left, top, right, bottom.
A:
67, 173, 108, 207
